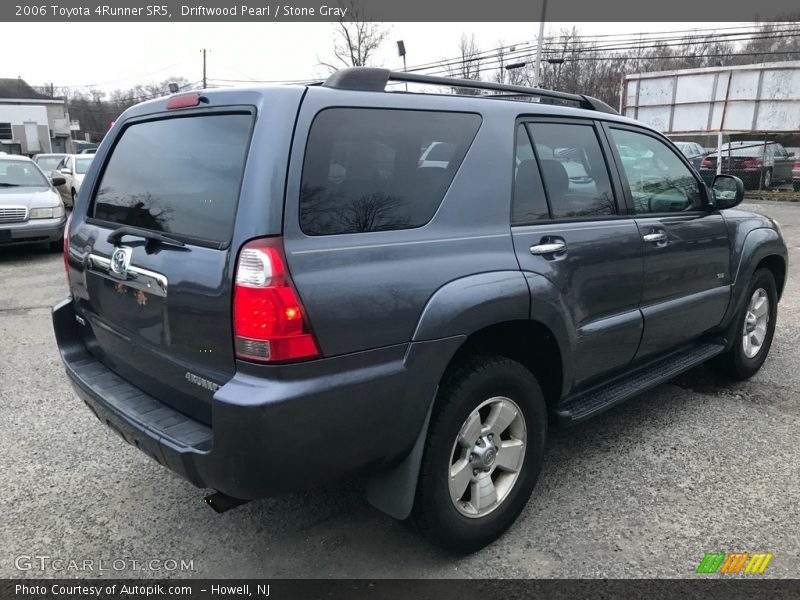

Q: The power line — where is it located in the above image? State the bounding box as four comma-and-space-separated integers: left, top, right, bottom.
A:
203, 26, 800, 88
399, 23, 800, 73
407, 28, 800, 78
411, 30, 800, 79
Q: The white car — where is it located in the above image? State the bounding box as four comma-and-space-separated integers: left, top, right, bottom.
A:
54, 154, 94, 207
418, 141, 457, 168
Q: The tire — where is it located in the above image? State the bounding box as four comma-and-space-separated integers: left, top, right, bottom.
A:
761, 168, 772, 190
413, 354, 547, 553
709, 268, 777, 380
48, 239, 63, 252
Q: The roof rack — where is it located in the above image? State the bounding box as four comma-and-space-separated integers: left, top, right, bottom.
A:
322, 67, 618, 115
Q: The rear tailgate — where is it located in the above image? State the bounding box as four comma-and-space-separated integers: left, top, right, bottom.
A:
67, 103, 258, 424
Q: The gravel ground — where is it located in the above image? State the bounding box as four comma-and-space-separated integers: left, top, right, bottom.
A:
1, 201, 797, 579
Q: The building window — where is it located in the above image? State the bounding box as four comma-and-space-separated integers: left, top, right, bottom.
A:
0, 123, 12, 140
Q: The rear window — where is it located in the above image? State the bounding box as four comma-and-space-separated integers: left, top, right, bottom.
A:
92, 113, 252, 245
75, 156, 93, 174
299, 108, 481, 236
35, 156, 64, 173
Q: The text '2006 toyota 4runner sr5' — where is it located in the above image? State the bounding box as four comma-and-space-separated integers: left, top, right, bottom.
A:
53, 68, 788, 553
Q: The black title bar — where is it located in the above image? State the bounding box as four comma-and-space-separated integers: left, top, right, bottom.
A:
4, 0, 800, 22
4, 579, 800, 600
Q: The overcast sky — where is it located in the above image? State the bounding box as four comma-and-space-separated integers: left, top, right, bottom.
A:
5, 22, 742, 92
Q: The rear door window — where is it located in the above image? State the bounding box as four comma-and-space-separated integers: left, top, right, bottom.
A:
299, 108, 481, 236
92, 113, 253, 246
526, 122, 617, 219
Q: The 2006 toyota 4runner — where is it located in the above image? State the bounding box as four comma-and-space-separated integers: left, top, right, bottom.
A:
53, 68, 788, 552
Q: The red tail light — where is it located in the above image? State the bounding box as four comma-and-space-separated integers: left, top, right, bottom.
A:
742, 159, 762, 169
793, 161, 800, 169
233, 237, 319, 363
63, 212, 72, 282
701, 158, 714, 168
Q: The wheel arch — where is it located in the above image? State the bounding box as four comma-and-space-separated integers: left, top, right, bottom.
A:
722, 227, 788, 329
368, 271, 570, 521
757, 254, 786, 300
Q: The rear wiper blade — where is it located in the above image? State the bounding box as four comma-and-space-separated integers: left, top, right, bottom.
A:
0, 183, 20, 187
107, 226, 186, 248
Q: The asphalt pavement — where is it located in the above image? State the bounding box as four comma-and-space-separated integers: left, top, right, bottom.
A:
1, 201, 798, 578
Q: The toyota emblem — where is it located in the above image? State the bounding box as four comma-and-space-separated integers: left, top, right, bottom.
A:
110, 247, 132, 276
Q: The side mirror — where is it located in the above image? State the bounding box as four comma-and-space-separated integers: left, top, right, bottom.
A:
60, 168, 72, 175
51, 176, 67, 187
711, 174, 744, 210
788, 152, 795, 158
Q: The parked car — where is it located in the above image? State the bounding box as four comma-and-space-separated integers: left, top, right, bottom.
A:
700, 141, 795, 189
53, 68, 788, 553
71, 140, 98, 154
33, 153, 69, 176
53, 154, 93, 207
672, 141, 705, 172
0, 155, 66, 250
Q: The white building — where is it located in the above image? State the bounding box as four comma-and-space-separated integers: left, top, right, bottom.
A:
0, 77, 73, 155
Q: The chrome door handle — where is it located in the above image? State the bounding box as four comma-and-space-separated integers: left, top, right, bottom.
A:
642, 232, 667, 243
530, 241, 566, 255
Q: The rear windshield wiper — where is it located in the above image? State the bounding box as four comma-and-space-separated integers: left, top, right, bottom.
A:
107, 226, 186, 248
0, 183, 20, 187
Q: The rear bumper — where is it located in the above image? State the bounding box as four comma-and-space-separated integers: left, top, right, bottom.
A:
0, 217, 64, 245
53, 298, 461, 499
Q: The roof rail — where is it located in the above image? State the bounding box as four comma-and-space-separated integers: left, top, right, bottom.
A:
322, 67, 618, 115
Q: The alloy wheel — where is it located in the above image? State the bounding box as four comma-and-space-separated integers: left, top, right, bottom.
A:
448, 396, 527, 518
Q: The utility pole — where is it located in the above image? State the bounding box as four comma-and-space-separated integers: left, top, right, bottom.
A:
201, 49, 207, 89
532, 0, 548, 88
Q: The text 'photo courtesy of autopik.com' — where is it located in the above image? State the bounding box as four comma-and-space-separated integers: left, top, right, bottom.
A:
1, 0, 800, 597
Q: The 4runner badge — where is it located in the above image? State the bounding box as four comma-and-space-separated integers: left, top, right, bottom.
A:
185, 372, 221, 392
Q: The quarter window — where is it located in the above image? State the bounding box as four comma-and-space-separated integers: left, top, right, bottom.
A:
526, 122, 616, 219
512, 124, 548, 224
299, 108, 481, 236
609, 128, 703, 214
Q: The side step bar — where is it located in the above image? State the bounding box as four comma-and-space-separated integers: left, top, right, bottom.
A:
557, 342, 726, 426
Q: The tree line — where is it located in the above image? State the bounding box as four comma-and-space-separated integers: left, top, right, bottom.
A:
447, 21, 800, 108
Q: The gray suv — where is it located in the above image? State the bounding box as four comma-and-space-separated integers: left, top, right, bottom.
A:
53, 68, 788, 553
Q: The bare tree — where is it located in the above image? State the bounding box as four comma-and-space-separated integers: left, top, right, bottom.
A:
448, 33, 483, 95
484, 20, 800, 109
51, 76, 189, 142
318, 1, 389, 72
